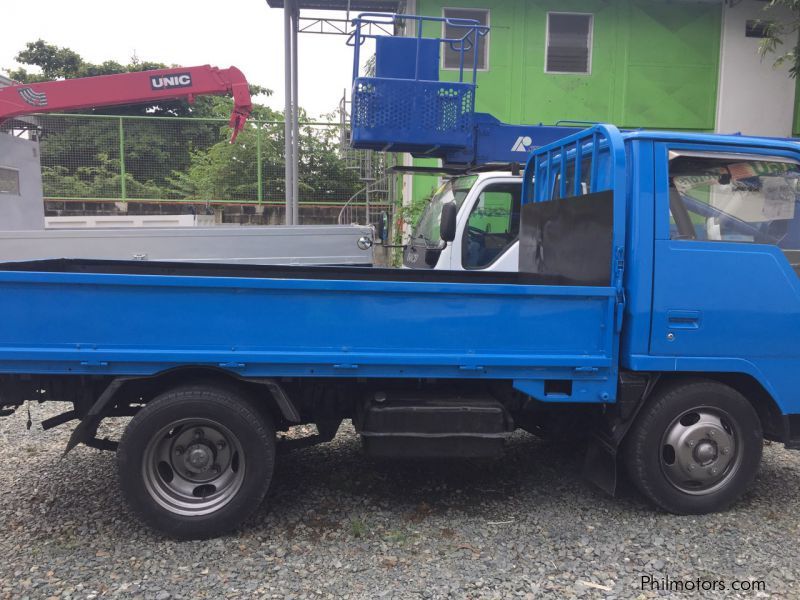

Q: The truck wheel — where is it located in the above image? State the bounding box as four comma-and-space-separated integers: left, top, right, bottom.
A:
624, 379, 762, 515
117, 385, 275, 539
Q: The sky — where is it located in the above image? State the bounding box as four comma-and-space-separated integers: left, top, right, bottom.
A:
0, 0, 358, 120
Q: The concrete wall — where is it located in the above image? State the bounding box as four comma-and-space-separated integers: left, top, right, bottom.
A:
716, 0, 797, 137
0, 135, 45, 230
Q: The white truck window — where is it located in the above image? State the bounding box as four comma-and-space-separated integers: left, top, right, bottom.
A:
462, 183, 520, 269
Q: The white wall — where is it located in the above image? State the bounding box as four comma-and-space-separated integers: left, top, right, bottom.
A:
716, 0, 797, 137
0, 135, 45, 230
1, 75, 45, 230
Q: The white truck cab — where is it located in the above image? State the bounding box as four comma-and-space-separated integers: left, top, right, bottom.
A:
403, 172, 523, 271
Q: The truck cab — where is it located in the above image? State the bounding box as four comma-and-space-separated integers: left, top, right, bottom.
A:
404, 171, 523, 271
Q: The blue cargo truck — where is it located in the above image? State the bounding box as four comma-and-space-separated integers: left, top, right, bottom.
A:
2, 15, 800, 538
1, 123, 799, 538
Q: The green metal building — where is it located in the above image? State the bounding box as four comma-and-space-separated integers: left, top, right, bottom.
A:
401, 0, 799, 204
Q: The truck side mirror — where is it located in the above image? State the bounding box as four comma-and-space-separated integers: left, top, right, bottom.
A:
440, 202, 457, 243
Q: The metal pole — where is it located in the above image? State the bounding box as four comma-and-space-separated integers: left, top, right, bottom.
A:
118, 117, 127, 202
283, 1, 294, 225
291, 1, 301, 225
256, 121, 263, 205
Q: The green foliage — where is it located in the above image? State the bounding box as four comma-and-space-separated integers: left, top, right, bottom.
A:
8, 40, 84, 81
168, 120, 361, 203
35, 115, 229, 199
759, 1, 800, 78
296, 122, 362, 204
168, 124, 270, 201
349, 517, 367, 538
42, 162, 164, 200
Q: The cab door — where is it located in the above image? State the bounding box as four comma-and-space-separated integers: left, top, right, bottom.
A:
649, 145, 800, 382
452, 178, 522, 271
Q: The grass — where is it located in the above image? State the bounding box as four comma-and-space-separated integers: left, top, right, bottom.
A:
349, 517, 367, 538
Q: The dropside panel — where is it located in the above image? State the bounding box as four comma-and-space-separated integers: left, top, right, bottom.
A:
0, 266, 615, 402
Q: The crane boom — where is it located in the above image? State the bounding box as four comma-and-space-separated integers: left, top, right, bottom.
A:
0, 65, 253, 141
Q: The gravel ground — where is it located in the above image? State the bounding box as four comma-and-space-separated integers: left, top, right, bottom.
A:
1, 403, 799, 600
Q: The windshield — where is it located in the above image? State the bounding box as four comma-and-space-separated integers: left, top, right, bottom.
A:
412, 175, 477, 245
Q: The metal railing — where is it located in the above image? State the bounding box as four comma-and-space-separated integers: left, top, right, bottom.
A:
337, 173, 394, 226
2, 113, 385, 222
337, 91, 397, 226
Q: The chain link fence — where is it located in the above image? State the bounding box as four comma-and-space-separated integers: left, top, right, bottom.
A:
4, 113, 396, 226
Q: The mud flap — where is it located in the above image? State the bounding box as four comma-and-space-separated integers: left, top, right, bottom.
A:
582, 434, 619, 496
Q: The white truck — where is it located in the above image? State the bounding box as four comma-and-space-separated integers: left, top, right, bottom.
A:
403, 171, 522, 271
0, 126, 374, 267
0, 66, 375, 267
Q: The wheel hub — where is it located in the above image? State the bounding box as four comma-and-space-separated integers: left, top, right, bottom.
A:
661, 408, 741, 494
184, 443, 214, 473
142, 418, 245, 517
693, 440, 717, 465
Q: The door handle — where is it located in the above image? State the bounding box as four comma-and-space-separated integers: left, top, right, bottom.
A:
667, 310, 701, 329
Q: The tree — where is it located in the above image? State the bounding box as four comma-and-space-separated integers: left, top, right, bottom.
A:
168, 117, 361, 205
760, 1, 800, 78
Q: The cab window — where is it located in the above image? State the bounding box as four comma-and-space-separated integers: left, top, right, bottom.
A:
462, 183, 521, 269
668, 153, 800, 248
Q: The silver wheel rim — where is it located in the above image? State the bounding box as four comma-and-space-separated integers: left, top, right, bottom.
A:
142, 418, 245, 516
660, 406, 742, 495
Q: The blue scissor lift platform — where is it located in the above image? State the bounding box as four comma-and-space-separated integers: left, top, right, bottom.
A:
348, 14, 572, 168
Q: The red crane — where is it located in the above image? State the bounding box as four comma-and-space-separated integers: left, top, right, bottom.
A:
0, 65, 253, 141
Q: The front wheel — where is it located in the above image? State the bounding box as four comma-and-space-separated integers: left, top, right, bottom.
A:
117, 385, 275, 539
624, 379, 762, 514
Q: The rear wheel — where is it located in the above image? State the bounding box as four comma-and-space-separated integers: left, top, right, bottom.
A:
117, 385, 275, 539
624, 379, 762, 514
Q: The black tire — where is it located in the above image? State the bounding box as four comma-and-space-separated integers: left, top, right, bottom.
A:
623, 378, 762, 515
117, 385, 275, 539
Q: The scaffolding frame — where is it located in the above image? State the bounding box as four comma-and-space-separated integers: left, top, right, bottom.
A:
272, 0, 404, 225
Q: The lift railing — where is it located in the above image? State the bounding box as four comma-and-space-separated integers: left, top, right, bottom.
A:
347, 13, 489, 155
348, 13, 489, 85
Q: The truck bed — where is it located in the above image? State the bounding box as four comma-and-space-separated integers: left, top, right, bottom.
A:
0, 259, 619, 402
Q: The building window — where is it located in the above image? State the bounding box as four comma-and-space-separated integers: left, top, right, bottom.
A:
546, 13, 593, 74
0, 167, 20, 196
442, 8, 489, 71
745, 20, 772, 39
